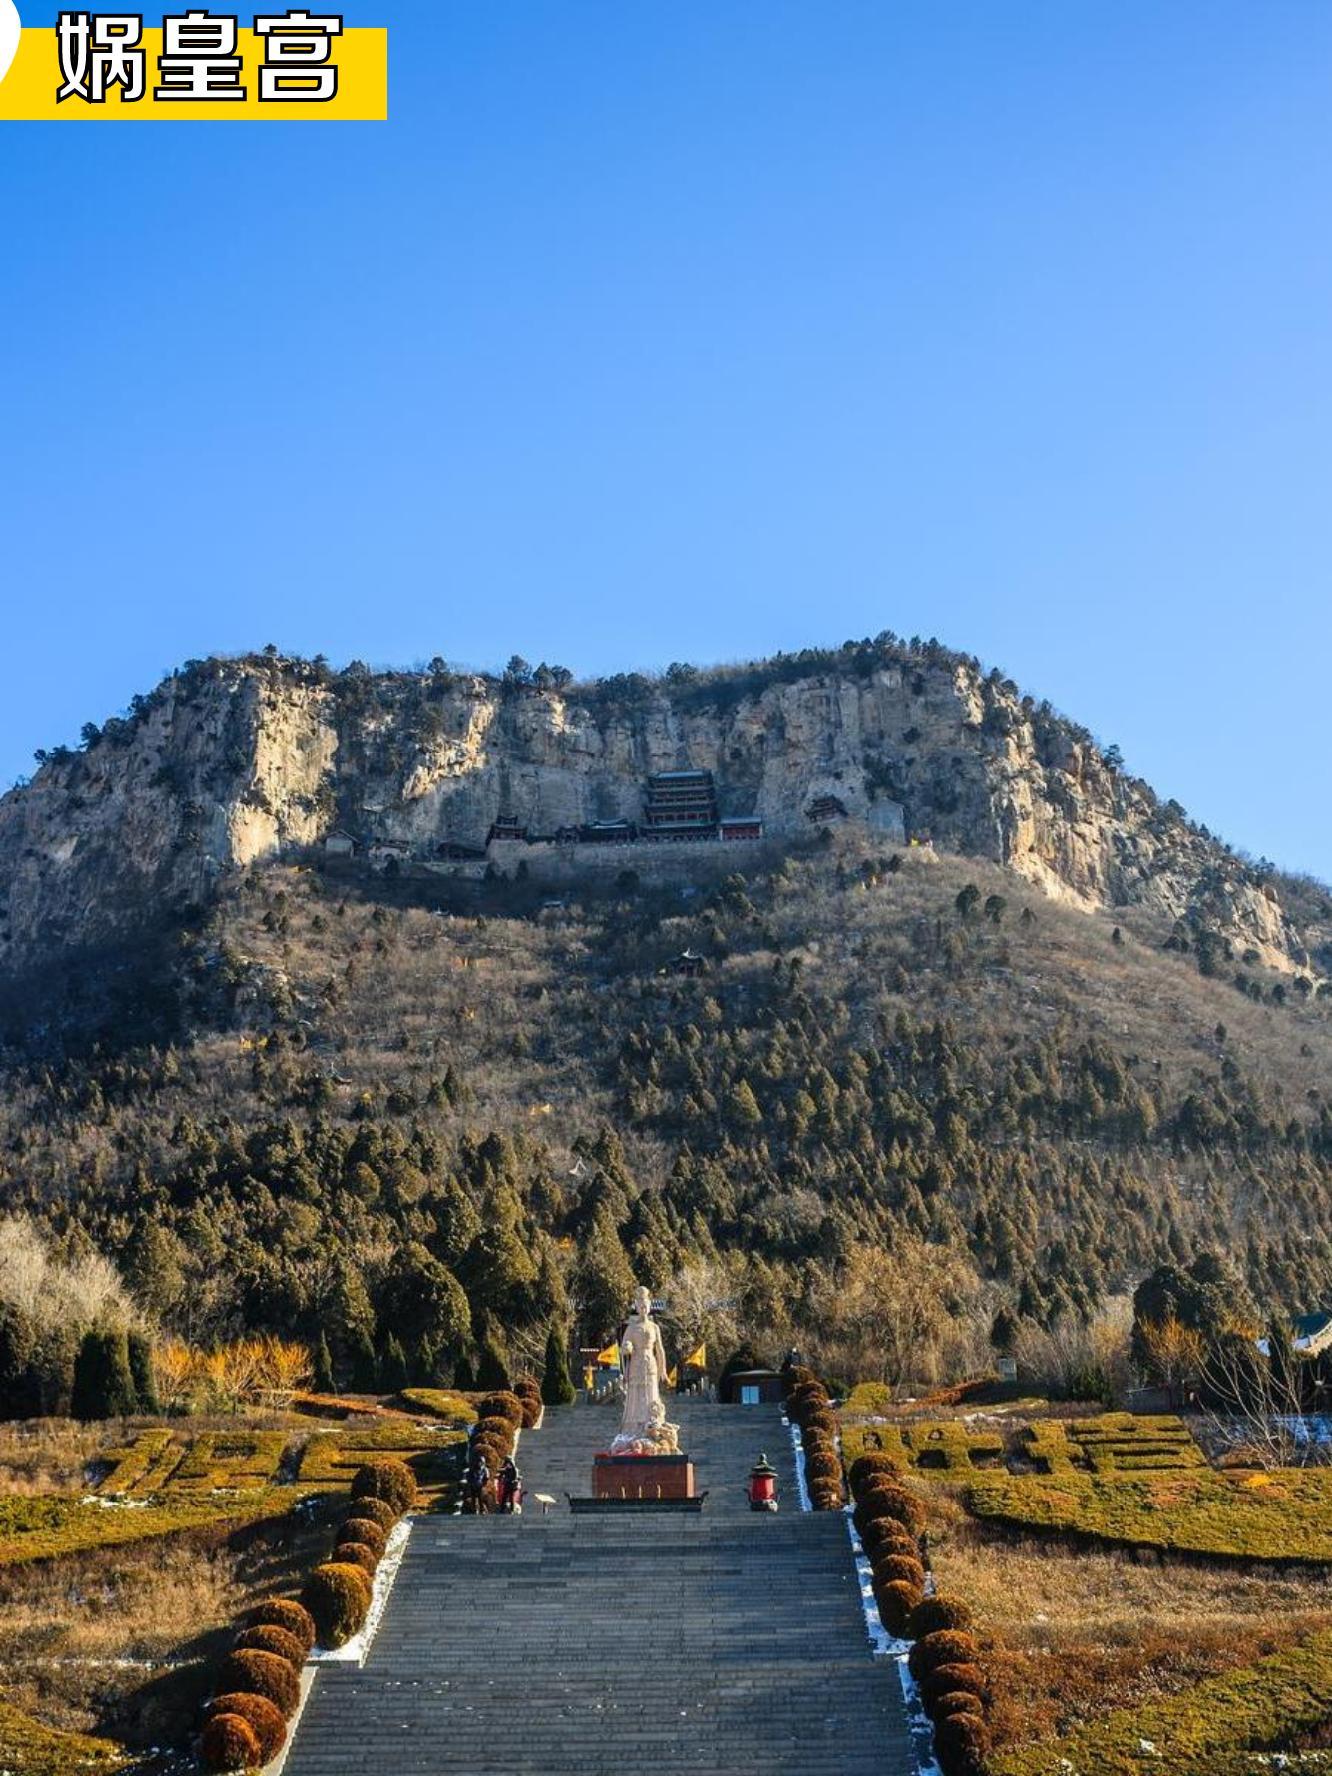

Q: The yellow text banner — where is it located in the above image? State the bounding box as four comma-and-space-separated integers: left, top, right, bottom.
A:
0, 26, 387, 121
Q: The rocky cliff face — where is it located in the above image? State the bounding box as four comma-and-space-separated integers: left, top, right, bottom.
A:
0, 650, 1312, 976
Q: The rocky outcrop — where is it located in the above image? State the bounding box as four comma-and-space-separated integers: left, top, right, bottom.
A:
0, 651, 1311, 976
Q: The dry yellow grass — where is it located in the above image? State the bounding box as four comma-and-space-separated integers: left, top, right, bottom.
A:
772, 841, 1332, 1102
924, 1481, 1332, 1750
0, 1476, 336, 1753
0, 1421, 106, 1497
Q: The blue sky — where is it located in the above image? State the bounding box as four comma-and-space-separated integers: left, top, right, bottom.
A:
2, 1, 1330, 879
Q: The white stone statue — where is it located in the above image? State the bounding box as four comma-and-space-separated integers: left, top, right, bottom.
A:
611, 1285, 680, 1455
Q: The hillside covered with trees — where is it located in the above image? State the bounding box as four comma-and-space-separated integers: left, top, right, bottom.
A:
2, 828, 1330, 1407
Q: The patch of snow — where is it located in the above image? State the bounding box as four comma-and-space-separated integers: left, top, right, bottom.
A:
787, 1414, 940, 1774
308, 1517, 411, 1666
844, 1513, 941, 1775
264, 1666, 316, 1776
784, 1415, 814, 1513
1280, 1416, 1332, 1446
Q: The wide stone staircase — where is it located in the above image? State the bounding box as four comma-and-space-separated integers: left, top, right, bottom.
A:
283, 1397, 913, 1775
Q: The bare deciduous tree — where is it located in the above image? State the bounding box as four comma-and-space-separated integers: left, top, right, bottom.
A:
0, 1215, 138, 1333
1137, 1314, 1206, 1407
1199, 1331, 1313, 1469
808, 1237, 983, 1392
1012, 1298, 1134, 1403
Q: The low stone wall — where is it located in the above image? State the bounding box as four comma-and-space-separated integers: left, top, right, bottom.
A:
477, 836, 787, 886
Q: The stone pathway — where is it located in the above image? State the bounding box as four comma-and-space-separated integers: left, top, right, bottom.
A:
283, 1397, 913, 1775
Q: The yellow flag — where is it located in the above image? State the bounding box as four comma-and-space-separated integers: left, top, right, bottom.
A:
686, 1343, 707, 1369
596, 1341, 621, 1367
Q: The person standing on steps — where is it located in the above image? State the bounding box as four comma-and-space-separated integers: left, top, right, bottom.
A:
464, 1449, 491, 1515
498, 1453, 520, 1514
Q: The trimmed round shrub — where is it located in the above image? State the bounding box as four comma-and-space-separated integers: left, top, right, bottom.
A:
921, 1664, 987, 1709
850, 1452, 906, 1491
809, 1480, 842, 1510
804, 1453, 841, 1485
788, 1383, 830, 1419
791, 1400, 831, 1430
909, 1630, 979, 1680
337, 1517, 388, 1559
474, 1414, 516, 1447
234, 1623, 307, 1670
908, 1594, 974, 1640
301, 1562, 373, 1650
205, 1694, 287, 1763
873, 1578, 924, 1635
247, 1599, 316, 1656
337, 1541, 379, 1578
927, 1690, 984, 1724
513, 1378, 542, 1428
802, 1408, 838, 1440
934, 1710, 991, 1776
351, 1458, 416, 1514
859, 1517, 919, 1559
856, 1470, 908, 1500
476, 1391, 523, 1426
216, 1648, 301, 1718
854, 1486, 926, 1537
200, 1711, 261, 1774
872, 1553, 926, 1591
343, 1496, 398, 1534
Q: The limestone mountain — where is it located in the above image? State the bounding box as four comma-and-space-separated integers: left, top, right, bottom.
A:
1, 637, 1322, 983
2, 635, 1330, 1385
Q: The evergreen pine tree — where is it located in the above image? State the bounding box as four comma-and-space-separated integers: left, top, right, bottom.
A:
348, 1324, 380, 1394
541, 1323, 576, 1406
453, 1354, 476, 1391
71, 1329, 137, 1422
312, 1331, 335, 1394
0, 1303, 42, 1422
476, 1332, 511, 1391
127, 1332, 158, 1414
989, 1306, 1019, 1356
70, 1333, 102, 1423
410, 1334, 440, 1386
124, 1222, 184, 1320
380, 1334, 409, 1393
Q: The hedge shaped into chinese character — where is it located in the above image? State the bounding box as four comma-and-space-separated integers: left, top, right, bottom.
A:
1019, 1422, 1084, 1476
1071, 1412, 1205, 1475
298, 1424, 467, 1500
903, 1421, 1006, 1474
839, 1420, 912, 1474
98, 1429, 182, 1497
168, 1431, 291, 1496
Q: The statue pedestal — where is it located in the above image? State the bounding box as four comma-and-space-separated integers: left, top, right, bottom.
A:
591, 1452, 696, 1503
